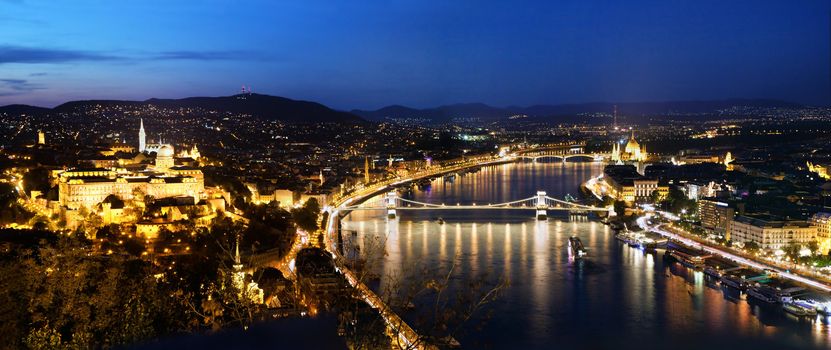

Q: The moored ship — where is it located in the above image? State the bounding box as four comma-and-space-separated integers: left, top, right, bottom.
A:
668, 249, 707, 269
719, 274, 747, 291
747, 284, 779, 304
783, 302, 816, 317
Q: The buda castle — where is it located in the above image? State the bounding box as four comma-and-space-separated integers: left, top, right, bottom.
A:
58, 119, 205, 210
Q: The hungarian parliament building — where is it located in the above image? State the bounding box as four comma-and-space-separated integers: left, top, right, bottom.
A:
57, 119, 205, 210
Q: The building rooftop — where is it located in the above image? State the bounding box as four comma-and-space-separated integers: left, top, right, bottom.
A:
733, 214, 812, 228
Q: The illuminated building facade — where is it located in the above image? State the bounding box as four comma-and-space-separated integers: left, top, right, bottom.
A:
810, 212, 831, 254
58, 165, 204, 210
57, 121, 205, 210
807, 161, 830, 180
599, 164, 667, 204
611, 131, 648, 162
178, 144, 201, 160
730, 215, 817, 251
698, 198, 734, 240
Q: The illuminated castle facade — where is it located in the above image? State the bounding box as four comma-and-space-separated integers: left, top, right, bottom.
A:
58, 121, 204, 210
178, 144, 201, 160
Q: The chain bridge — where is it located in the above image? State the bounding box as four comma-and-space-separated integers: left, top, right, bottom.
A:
341, 190, 613, 220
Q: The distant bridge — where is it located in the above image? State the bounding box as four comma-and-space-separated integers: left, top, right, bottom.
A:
513, 144, 611, 162
342, 191, 613, 220
514, 153, 608, 162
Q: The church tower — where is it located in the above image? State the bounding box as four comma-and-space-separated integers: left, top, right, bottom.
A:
364, 156, 370, 183
724, 152, 734, 171
232, 234, 245, 291
138, 119, 146, 152
611, 142, 620, 162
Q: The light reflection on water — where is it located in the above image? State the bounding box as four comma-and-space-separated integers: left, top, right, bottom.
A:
342, 162, 831, 349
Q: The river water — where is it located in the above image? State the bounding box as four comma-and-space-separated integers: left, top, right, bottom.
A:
342, 162, 831, 349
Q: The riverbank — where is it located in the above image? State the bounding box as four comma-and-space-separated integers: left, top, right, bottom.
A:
322, 156, 518, 349
637, 216, 831, 294
337, 161, 831, 349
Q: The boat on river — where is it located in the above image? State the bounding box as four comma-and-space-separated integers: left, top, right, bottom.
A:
783, 302, 816, 317
720, 274, 748, 291
747, 284, 779, 304
416, 178, 432, 189
667, 249, 707, 269
798, 299, 830, 315
568, 236, 587, 259
703, 266, 722, 278
640, 241, 658, 252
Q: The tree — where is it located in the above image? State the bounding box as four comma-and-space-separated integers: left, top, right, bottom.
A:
613, 200, 627, 217
649, 190, 661, 204
808, 240, 820, 256
292, 198, 321, 232
13, 238, 183, 348
240, 202, 294, 253
744, 241, 760, 253
95, 224, 122, 240
665, 186, 694, 214
339, 234, 508, 349
0, 183, 34, 226
783, 241, 801, 260
22, 167, 51, 195
87, 213, 104, 229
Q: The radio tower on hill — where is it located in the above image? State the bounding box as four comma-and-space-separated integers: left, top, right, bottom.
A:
613, 104, 618, 130
237, 85, 253, 99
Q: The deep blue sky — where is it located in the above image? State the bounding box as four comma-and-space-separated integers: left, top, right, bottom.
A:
1, 0, 829, 109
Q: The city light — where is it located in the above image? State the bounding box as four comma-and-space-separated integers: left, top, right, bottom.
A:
0, 2, 829, 349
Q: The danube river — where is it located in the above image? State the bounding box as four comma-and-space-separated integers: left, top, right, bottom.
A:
342, 162, 831, 349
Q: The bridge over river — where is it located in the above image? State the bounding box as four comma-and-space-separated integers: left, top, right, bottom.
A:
342, 190, 613, 220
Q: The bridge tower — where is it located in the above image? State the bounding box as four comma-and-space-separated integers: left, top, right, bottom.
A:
386, 191, 398, 219
535, 191, 547, 220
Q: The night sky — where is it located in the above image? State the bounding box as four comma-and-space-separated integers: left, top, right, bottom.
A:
1, 0, 829, 109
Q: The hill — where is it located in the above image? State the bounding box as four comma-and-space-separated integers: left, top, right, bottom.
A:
0, 104, 51, 116
352, 98, 803, 123
41, 93, 363, 123
142, 94, 362, 123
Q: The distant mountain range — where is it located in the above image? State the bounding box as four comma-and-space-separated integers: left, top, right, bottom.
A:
0, 94, 363, 123
1, 96, 804, 124
352, 98, 803, 122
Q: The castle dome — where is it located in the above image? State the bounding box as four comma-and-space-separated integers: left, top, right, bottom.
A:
157, 144, 174, 157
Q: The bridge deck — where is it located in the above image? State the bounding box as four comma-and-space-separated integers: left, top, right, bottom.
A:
345, 206, 606, 211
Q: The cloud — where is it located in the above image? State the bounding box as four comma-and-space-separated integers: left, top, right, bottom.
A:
0, 45, 263, 65
153, 50, 257, 61
0, 78, 45, 95
29, 72, 48, 76
0, 45, 123, 64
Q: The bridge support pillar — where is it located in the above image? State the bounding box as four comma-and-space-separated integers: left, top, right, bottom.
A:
386, 191, 397, 219
535, 191, 547, 220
